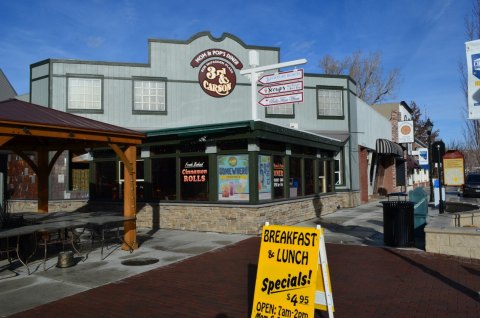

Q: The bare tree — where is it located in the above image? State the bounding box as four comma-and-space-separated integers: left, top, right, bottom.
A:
460, 0, 480, 169
409, 101, 440, 145
319, 50, 400, 105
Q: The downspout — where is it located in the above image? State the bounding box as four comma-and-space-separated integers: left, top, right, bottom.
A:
347, 79, 353, 195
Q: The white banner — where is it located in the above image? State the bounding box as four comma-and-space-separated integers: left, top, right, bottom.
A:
466, 39, 480, 120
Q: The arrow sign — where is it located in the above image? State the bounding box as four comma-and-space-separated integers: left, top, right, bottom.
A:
258, 69, 304, 85
258, 81, 303, 96
259, 92, 304, 107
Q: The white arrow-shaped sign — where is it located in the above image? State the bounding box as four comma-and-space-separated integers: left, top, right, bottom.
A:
258, 69, 304, 85
258, 81, 303, 96
259, 92, 304, 107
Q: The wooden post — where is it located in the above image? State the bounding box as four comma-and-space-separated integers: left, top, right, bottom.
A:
37, 149, 49, 213
122, 145, 138, 250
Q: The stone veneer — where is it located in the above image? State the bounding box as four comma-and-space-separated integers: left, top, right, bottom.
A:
425, 211, 480, 260
9, 192, 360, 235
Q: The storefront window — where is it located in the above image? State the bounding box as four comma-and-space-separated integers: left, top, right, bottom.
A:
273, 156, 285, 199
258, 155, 272, 200
69, 151, 90, 192
119, 160, 145, 200
218, 155, 249, 201
180, 156, 209, 201
304, 158, 315, 195
152, 157, 176, 200
289, 157, 302, 197
319, 160, 333, 193
95, 161, 117, 200
335, 152, 343, 185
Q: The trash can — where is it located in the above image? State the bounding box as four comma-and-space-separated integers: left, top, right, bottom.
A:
408, 187, 428, 238
381, 193, 415, 247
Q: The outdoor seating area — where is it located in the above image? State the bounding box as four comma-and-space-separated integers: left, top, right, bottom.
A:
0, 211, 136, 275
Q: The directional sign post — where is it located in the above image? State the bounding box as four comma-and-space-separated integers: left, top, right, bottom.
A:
258, 69, 304, 85
258, 69, 304, 107
240, 57, 307, 120
258, 81, 303, 96
259, 93, 304, 106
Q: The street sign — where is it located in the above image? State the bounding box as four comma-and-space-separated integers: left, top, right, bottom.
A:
258, 69, 304, 85
259, 92, 304, 106
258, 81, 303, 96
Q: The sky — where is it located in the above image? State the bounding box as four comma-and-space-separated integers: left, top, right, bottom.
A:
0, 0, 473, 145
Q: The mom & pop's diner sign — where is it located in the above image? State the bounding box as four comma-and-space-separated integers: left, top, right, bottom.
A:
251, 225, 334, 318
191, 48, 244, 98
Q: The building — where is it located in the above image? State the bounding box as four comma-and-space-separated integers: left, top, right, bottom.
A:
7, 32, 395, 234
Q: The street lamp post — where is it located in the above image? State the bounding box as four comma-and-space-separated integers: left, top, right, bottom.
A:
426, 118, 434, 202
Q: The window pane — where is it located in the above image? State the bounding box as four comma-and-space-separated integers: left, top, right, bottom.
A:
318, 88, 342, 116
180, 156, 209, 201
289, 157, 302, 197
152, 157, 176, 200
266, 104, 294, 115
134, 80, 166, 112
68, 77, 102, 110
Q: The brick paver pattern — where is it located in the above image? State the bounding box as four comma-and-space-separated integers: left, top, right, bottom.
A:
10, 237, 480, 318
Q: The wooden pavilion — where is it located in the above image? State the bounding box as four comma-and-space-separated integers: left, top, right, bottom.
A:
0, 99, 145, 249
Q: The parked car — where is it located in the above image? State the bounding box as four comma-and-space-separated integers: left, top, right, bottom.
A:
462, 173, 480, 197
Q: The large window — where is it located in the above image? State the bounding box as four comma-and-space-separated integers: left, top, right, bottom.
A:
180, 156, 209, 201
119, 160, 145, 200
152, 157, 176, 200
133, 79, 166, 113
304, 158, 315, 195
265, 104, 294, 117
218, 155, 249, 201
317, 87, 343, 118
94, 161, 116, 200
289, 157, 302, 197
258, 155, 272, 200
273, 156, 285, 199
334, 152, 344, 185
69, 151, 90, 192
319, 160, 334, 193
68, 77, 102, 111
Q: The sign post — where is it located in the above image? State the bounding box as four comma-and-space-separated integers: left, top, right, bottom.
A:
240, 56, 307, 121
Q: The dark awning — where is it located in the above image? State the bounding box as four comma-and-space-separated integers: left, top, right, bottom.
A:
376, 139, 403, 157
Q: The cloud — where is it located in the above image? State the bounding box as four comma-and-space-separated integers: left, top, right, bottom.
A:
85, 36, 105, 48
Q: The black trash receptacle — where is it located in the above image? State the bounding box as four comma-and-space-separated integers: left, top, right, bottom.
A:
381, 193, 415, 247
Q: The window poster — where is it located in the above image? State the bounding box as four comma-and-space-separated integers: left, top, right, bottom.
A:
218, 155, 249, 201
258, 155, 272, 200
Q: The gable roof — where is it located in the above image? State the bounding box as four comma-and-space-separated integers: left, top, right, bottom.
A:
0, 99, 144, 150
0, 69, 17, 101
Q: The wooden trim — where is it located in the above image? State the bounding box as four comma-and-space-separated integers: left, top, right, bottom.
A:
0, 136, 13, 147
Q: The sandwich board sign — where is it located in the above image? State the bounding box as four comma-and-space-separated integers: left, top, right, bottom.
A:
251, 224, 334, 318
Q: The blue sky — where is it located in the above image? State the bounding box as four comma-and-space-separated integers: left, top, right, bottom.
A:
0, 0, 471, 145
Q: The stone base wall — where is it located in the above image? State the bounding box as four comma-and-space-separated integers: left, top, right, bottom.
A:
7, 191, 360, 235
8, 200, 90, 213
425, 211, 480, 260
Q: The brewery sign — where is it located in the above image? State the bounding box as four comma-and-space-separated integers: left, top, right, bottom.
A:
191, 48, 243, 98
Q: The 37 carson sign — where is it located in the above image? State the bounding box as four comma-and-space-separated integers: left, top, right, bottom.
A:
191, 49, 243, 98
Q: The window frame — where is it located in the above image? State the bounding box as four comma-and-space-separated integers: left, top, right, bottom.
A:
66, 74, 104, 114
316, 85, 345, 119
132, 77, 167, 115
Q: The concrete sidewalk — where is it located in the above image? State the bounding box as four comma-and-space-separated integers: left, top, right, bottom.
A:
0, 228, 251, 317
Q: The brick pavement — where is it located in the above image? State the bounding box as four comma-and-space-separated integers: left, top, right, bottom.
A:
9, 237, 480, 318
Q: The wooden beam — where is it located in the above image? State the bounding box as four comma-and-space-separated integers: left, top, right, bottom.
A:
0, 135, 13, 148
12, 149, 39, 175
122, 145, 138, 250
37, 148, 49, 213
